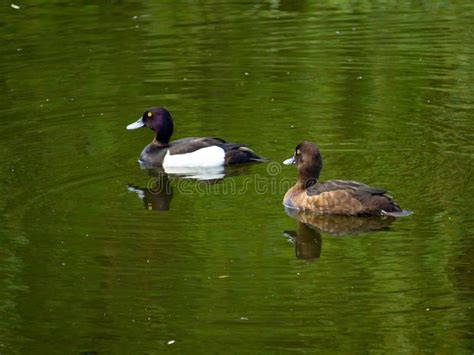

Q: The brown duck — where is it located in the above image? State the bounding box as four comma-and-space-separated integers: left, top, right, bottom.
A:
283, 141, 410, 217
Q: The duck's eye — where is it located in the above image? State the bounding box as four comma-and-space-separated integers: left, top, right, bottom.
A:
147, 112, 152, 118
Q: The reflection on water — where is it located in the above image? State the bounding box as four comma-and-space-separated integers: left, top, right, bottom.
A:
285, 207, 395, 236
129, 164, 265, 211
127, 171, 173, 211
284, 223, 322, 261
284, 207, 396, 261
141, 161, 258, 180
138, 161, 226, 180
162, 166, 225, 180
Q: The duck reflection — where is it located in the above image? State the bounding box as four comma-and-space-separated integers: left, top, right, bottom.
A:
284, 222, 322, 261
143, 162, 226, 180
127, 170, 173, 211
128, 164, 257, 211
284, 207, 396, 261
139, 161, 256, 181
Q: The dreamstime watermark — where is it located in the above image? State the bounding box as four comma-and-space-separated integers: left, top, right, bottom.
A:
145, 162, 296, 196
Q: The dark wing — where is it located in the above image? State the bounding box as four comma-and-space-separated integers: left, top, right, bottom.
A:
168, 137, 227, 155
307, 179, 402, 216
307, 179, 387, 197
221, 143, 266, 164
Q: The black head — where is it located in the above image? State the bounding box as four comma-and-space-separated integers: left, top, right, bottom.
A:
127, 107, 174, 144
284, 141, 323, 185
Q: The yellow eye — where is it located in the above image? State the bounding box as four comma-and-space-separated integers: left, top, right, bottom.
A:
147, 112, 152, 117
296, 149, 300, 155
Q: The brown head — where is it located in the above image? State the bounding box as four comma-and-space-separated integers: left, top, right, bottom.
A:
283, 141, 323, 187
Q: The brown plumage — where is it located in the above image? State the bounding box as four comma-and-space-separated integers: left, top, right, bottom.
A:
283, 141, 408, 216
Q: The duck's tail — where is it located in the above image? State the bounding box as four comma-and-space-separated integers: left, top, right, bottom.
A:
381, 209, 413, 217
249, 155, 269, 163
223, 144, 267, 165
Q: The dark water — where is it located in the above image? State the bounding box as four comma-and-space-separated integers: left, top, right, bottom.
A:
1, 1, 474, 353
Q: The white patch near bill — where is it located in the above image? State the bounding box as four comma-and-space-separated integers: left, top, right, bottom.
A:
162, 146, 225, 168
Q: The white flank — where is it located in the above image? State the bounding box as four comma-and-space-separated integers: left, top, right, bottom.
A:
162, 146, 225, 168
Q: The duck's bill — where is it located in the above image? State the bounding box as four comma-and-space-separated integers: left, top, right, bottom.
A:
126, 118, 145, 130
283, 156, 295, 165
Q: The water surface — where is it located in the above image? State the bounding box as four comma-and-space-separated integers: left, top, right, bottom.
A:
1, 1, 473, 353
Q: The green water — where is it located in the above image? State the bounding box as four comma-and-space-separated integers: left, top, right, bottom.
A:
1, 1, 474, 353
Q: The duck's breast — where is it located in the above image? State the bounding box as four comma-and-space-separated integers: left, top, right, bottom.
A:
139, 145, 167, 166
283, 186, 306, 209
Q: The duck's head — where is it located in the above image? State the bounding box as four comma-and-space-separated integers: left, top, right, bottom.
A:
283, 141, 323, 185
127, 107, 174, 144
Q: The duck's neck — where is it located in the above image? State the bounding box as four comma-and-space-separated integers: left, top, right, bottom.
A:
152, 126, 172, 147
297, 176, 318, 190
297, 156, 322, 189
297, 166, 321, 189
151, 137, 170, 147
